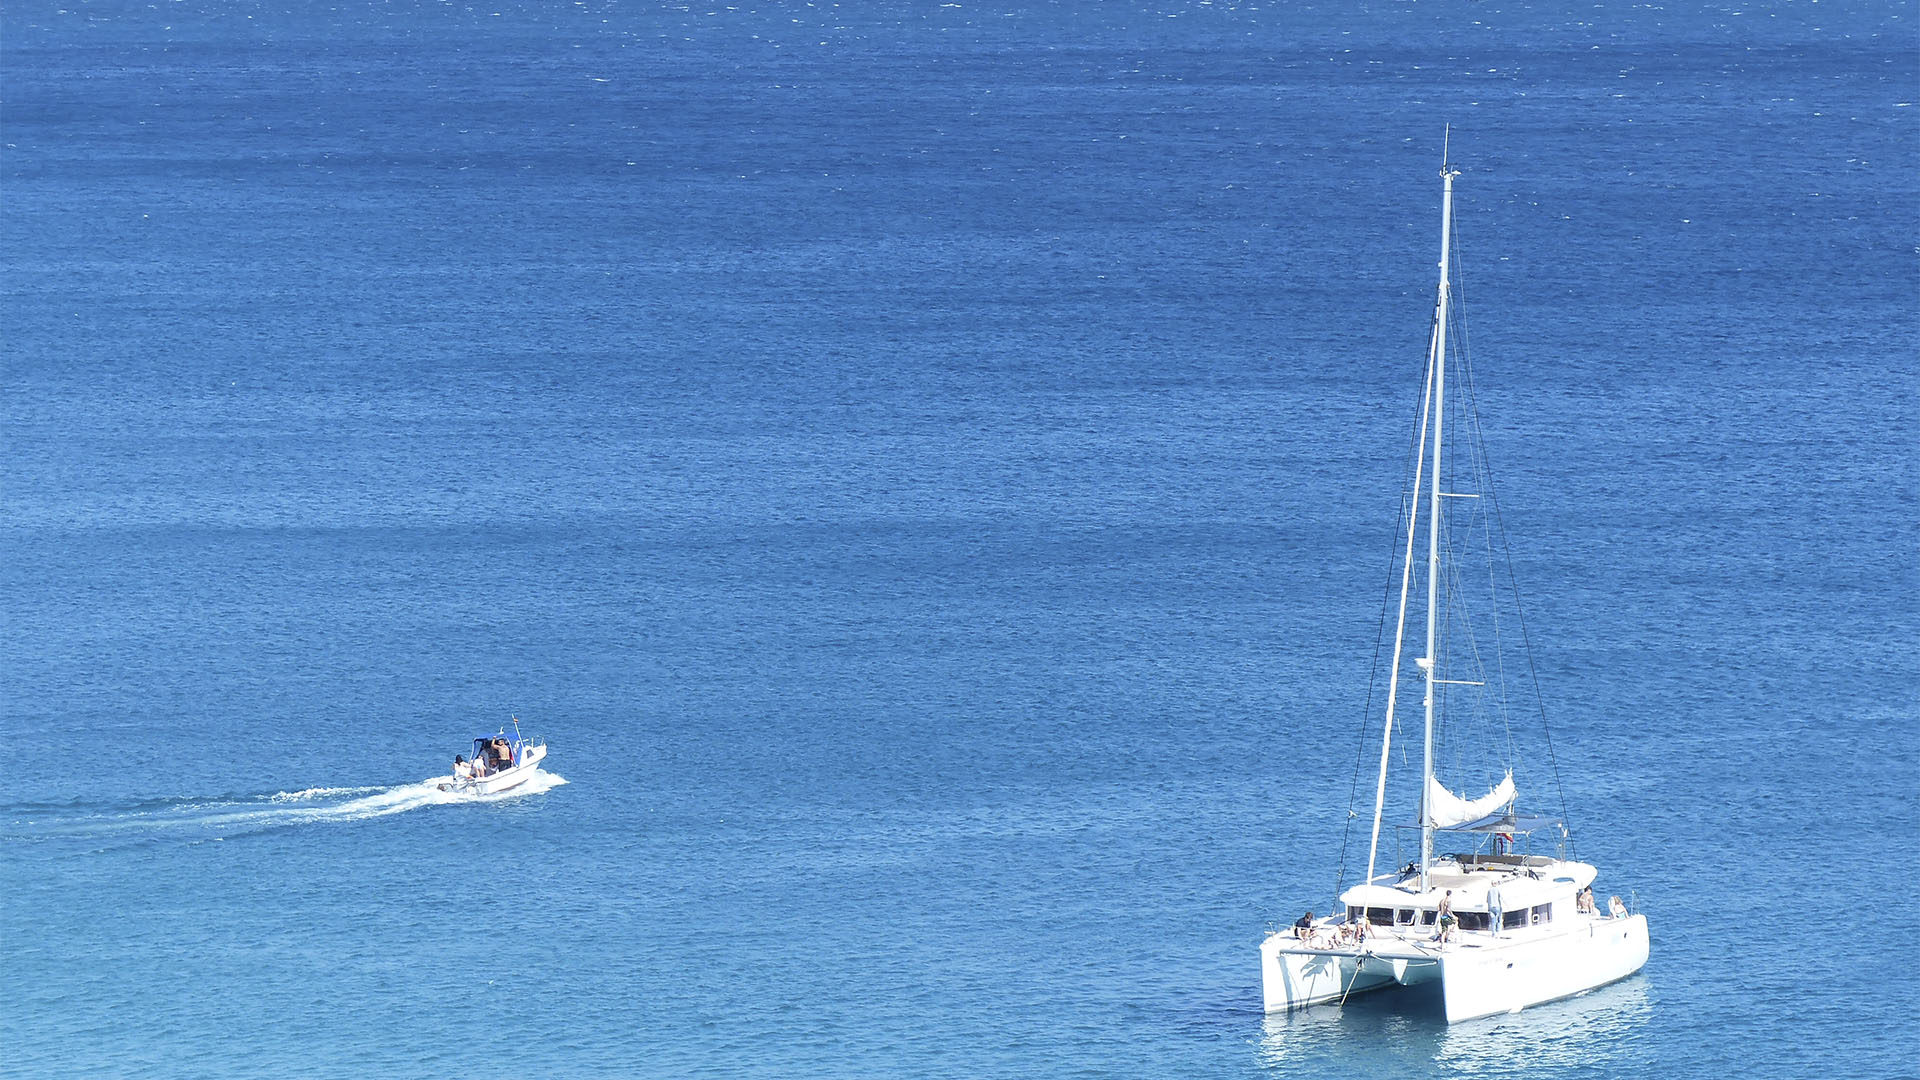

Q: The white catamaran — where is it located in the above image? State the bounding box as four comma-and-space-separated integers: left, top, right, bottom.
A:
1259, 161, 1650, 1024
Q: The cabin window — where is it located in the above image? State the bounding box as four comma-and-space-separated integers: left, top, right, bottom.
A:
1421, 910, 1437, 925
1531, 904, 1552, 925
1366, 908, 1395, 926
1348, 906, 1363, 924
1502, 911, 1527, 930
1457, 912, 1490, 931
1396, 909, 1415, 925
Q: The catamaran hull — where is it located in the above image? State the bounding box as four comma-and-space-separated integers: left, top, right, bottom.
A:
1439, 914, 1649, 1022
1260, 942, 1414, 1012
1261, 915, 1649, 1022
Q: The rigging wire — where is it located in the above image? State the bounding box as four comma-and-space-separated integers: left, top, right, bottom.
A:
1483, 477, 1578, 851
1440, 262, 1518, 780
1334, 497, 1405, 904
1444, 227, 1578, 849
1337, 174, 1580, 902
1334, 362, 1438, 906
1450, 274, 1521, 772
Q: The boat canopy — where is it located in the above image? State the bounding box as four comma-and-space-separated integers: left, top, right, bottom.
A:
474, 734, 522, 761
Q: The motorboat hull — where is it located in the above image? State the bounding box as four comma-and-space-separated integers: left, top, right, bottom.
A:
440, 743, 547, 795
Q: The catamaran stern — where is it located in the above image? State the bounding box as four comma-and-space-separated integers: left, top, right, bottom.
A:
1259, 936, 1416, 1013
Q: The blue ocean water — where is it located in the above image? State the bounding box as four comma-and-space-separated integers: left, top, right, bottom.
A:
2, 1, 1913, 1076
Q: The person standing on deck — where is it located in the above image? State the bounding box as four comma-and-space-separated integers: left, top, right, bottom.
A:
1487, 882, 1504, 937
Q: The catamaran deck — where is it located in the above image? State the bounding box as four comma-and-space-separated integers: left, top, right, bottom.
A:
1262, 853, 1648, 1022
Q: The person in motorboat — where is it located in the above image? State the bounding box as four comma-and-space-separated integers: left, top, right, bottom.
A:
453, 755, 473, 781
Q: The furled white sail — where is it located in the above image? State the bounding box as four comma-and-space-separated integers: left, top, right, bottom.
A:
1425, 771, 1514, 828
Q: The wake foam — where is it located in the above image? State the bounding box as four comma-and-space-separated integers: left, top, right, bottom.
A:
270, 786, 386, 803
6, 772, 567, 847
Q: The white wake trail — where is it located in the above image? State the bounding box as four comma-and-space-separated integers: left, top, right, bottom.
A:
206, 772, 570, 831
11, 774, 567, 845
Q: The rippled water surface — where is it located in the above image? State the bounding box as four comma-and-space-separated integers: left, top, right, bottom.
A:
3, 1, 1912, 1076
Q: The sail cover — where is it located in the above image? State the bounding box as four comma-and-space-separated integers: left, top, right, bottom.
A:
1426, 770, 1514, 829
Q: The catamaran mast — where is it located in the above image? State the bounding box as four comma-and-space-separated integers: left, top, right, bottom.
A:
1419, 159, 1461, 892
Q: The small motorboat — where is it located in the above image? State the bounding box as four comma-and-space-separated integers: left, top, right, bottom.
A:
440, 717, 548, 795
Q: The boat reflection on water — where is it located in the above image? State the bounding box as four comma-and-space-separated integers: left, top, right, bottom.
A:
1257, 976, 1654, 1073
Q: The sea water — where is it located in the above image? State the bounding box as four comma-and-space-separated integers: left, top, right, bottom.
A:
2, 1, 1912, 1077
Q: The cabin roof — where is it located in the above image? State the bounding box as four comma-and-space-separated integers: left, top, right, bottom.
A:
1340, 859, 1595, 910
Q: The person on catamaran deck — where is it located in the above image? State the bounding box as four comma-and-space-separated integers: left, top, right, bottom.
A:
1293, 911, 1315, 939
1487, 882, 1505, 937
1437, 891, 1456, 944
1609, 895, 1628, 919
